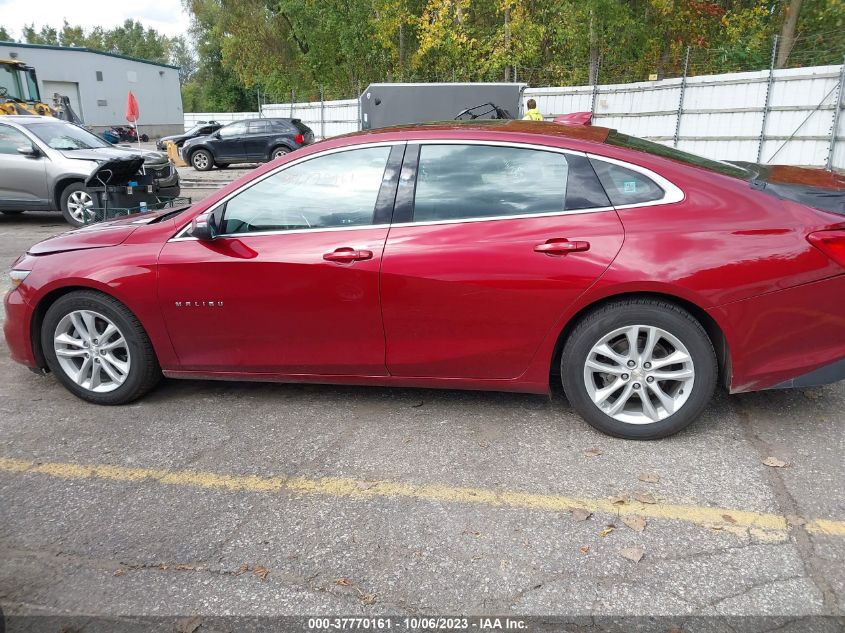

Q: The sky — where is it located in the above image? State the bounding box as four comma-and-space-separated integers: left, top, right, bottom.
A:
0, 0, 192, 39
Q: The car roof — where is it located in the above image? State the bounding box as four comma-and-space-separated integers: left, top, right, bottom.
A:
344, 120, 614, 145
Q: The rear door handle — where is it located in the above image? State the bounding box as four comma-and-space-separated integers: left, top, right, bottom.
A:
323, 247, 374, 263
534, 239, 591, 256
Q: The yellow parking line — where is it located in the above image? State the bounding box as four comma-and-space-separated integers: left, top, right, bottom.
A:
1, 456, 843, 537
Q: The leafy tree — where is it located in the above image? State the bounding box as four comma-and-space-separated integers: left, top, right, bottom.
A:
0, 25, 12, 42
170, 36, 197, 83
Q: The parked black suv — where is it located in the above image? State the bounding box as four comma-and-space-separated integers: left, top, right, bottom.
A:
181, 118, 315, 171
156, 121, 223, 150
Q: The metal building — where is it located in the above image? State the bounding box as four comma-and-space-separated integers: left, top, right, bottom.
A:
0, 42, 183, 136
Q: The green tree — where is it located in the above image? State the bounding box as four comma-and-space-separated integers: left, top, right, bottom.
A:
0, 25, 12, 42
22, 24, 59, 45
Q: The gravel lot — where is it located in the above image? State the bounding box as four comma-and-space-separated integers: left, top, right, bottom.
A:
0, 180, 843, 631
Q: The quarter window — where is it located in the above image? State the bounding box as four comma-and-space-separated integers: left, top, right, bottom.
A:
220, 147, 391, 234
590, 159, 665, 206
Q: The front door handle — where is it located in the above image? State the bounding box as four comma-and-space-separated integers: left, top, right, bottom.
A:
323, 247, 374, 263
534, 239, 590, 256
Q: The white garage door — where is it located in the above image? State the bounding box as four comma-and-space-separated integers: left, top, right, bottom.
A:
42, 80, 83, 120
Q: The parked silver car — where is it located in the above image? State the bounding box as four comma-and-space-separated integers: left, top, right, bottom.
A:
0, 116, 180, 227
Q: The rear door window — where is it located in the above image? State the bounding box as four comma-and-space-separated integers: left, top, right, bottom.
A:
412, 144, 609, 223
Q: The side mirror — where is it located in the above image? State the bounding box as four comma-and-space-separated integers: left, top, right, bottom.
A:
17, 145, 40, 157
190, 212, 218, 241
212, 131, 222, 139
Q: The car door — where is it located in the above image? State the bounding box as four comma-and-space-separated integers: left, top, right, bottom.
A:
158, 143, 403, 374
380, 141, 625, 380
245, 120, 275, 160
0, 123, 49, 210
213, 121, 249, 161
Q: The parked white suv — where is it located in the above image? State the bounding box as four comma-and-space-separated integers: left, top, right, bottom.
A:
0, 116, 180, 226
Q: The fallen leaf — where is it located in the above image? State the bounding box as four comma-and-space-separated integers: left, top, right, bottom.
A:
599, 525, 616, 538
174, 564, 195, 571
462, 529, 481, 537
786, 514, 807, 526
360, 593, 377, 605
579, 546, 590, 555
610, 495, 629, 505
175, 616, 203, 633
254, 566, 270, 581
584, 448, 603, 458
638, 473, 660, 483
721, 514, 737, 524
803, 390, 822, 400
570, 508, 592, 522
234, 563, 250, 576
620, 546, 644, 563
634, 491, 657, 504
623, 515, 647, 532
113, 569, 125, 577
763, 456, 787, 468
335, 577, 353, 587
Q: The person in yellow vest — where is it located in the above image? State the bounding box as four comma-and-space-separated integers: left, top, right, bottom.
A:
522, 98, 543, 121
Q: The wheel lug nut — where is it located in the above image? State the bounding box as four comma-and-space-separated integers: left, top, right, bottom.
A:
646, 376, 654, 383
82, 341, 89, 347
622, 373, 629, 380
627, 360, 636, 368
633, 382, 641, 389
644, 362, 652, 369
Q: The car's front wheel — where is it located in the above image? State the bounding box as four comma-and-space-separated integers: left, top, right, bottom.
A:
60, 182, 96, 227
41, 290, 161, 405
191, 149, 214, 171
561, 299, 717, 439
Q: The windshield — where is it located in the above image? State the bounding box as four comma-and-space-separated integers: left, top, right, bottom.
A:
29, 121, 110, 150
0, 64, 24, 100
606, 131, 750, 180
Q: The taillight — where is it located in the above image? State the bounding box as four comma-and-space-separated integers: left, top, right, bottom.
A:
808, 229, 845, 268
294, 133, 305, 144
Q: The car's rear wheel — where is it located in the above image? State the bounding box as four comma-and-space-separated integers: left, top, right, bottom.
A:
60, 182, 96, 227
561, 299, 717, 439
191, 149, 214, 171
271, 147, 290, 160
41, 291, 161, 405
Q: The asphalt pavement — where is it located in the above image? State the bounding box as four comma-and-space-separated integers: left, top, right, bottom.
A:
0, 182, 843, 632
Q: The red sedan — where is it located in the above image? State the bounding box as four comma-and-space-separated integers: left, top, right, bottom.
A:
5, 121, 845, 439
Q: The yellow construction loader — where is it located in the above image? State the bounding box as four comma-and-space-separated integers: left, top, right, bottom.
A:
0, 59, 56, 115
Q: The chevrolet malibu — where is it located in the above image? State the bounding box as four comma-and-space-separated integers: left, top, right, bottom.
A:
4, 121, 845, 439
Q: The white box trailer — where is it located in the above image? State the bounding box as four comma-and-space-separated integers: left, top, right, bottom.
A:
360, 82, 527, 130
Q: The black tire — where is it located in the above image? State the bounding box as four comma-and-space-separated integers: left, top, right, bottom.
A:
561, 299, 717, 440
216, 163, 230, 169
59, 182, 96, 227
41, 290, 161, 405
140, 133, 149, 142
190, 149, 214, 171
1, 210, 24, 215
270, 146, 290, 160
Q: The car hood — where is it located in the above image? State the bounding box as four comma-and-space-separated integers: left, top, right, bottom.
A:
26, 213, 157, 255
61, 146, 169, 166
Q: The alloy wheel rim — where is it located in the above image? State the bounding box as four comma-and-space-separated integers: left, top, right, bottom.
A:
194, 152, 209, 169
53, 310, 131, 393
67, 190, 94, 222
273, 149, 288, 158
583, 324, 695, 425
